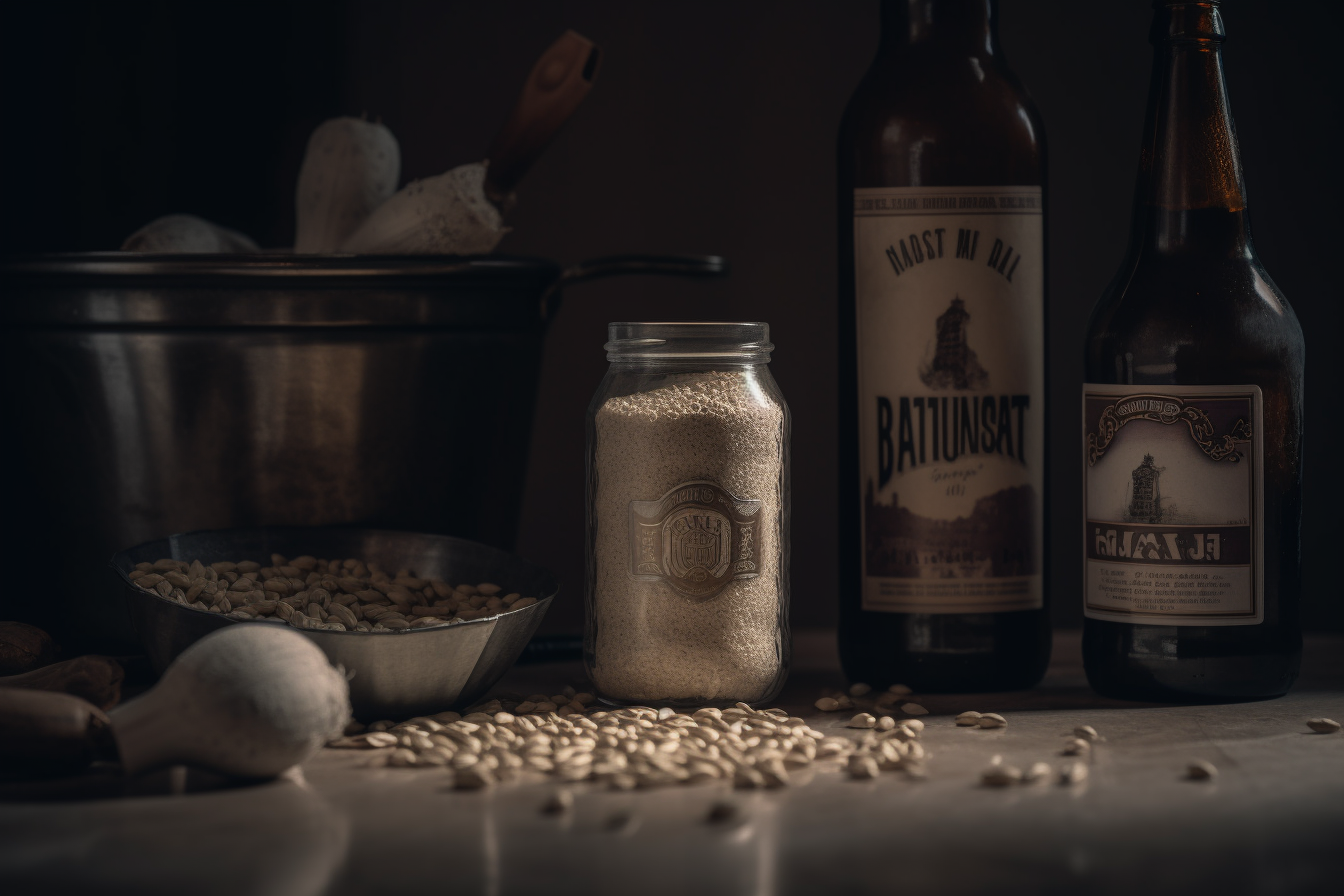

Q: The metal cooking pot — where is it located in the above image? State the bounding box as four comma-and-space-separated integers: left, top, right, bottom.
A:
0, 252, 724, 651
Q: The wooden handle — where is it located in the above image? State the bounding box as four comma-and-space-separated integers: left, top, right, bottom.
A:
0, 655, 125, 710
0, 621, 59, 675
0, 687, 117, 772
484, 30, 601, 204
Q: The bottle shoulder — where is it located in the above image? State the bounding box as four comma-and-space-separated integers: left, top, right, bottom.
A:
1085, 250, 1304, 383
840, 51, 1044, 187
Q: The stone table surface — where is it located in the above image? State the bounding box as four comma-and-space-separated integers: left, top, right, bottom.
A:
1, 630, 1341, 896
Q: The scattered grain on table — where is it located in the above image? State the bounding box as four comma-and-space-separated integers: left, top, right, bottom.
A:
981, 764, 1022, 787
1022, 762, 1052, 784
1062, 738, 1091, 756
1060, 762, 1089, 786
337, 694, 929, 792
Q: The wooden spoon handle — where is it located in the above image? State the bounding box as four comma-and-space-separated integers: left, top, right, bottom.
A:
0, 687, 117, 771
0, 654, 124, 710
484, 30, 601, 204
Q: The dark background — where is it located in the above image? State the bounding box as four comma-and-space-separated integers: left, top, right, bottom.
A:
2, 0, 1340, 633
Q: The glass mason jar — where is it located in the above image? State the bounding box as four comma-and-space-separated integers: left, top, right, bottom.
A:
585, 322, 791, 707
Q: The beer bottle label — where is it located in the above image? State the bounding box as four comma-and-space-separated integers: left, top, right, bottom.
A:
853, 186, 1044, 614
1082, 384, 1264, 625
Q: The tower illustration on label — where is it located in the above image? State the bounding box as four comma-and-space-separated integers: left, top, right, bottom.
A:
921, 297, 988, 390
1128, 454, 1162, 523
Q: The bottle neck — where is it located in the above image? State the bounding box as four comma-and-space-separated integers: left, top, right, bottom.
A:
880, 0, 997, 56
1134, 1, 1251, 256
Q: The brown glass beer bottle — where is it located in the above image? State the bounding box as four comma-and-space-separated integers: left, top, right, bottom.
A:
1082, 1, 1304, 700
837, 0, 1050, 691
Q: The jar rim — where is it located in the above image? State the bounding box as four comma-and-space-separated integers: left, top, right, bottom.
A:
605, 321, 773, 361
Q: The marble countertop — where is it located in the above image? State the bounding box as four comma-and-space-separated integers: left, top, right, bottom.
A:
1, 630, 1341, 896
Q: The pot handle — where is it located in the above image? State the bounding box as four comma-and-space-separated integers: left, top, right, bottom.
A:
542, 254, 727, 319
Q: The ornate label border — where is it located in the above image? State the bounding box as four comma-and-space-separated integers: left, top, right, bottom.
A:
1086, 393, 1252, 466
628, 480, 762, 601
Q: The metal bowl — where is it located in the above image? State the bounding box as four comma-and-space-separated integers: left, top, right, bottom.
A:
112, 527, 557, 720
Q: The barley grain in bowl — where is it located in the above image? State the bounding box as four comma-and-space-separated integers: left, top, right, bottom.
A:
113, 528, 558, 719
127, 553, 540, 632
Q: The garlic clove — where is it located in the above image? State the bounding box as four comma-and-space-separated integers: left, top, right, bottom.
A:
339, 162, 509, 256
109, 625, 350, 779
295, 116, 400, 253
121, 214, 259, 253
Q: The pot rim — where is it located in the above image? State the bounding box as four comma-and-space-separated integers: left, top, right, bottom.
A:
0, 251, 561, 282
0, 253, 562, 328
0, 252, 726, 328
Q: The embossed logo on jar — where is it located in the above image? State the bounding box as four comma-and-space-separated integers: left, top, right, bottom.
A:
629, 480, 762, 600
